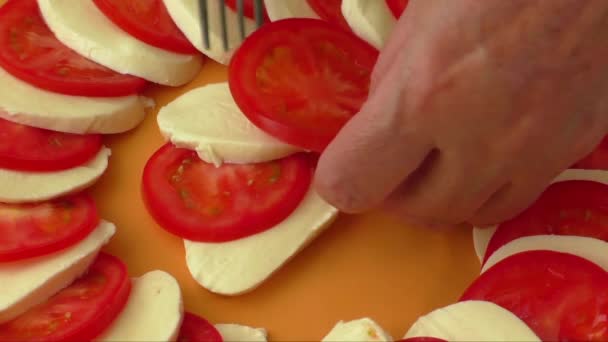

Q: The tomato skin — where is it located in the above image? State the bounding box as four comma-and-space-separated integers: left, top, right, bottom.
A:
0, 253, 131, 342
93, 0, 199, 54
0, 193, 99, 262
484, 180, 608, 263
177, 312, 223, 342
386, 0, 409, 18
306, 0, 351, 32
229, 18, 378, 152
461, 250, 608, 341
573, 136, 608, 170
0, 116, 102, 172
0, 0, 147, 97
224, 0, 270, 22
142, 144, 313, 242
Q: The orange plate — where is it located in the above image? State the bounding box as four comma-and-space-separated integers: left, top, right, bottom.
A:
90, 61, 480, 340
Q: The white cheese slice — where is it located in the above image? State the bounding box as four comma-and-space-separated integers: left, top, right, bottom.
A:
482, 235, 608, 274
163, 0, 257, 65
341, 0, 395, 49
264, 0, 320, 21
0, 66, 147, 134
98, 270, 183, 342
37, 0, 202, 86
0, 220, 115, 324
404, 300, 540, 342
158, 82, 300, 166
322, 318, 392, 342
472, 168, 608, 262
0, 147, 111, 203
215, 324, 268, 342
184, 188, 338, 295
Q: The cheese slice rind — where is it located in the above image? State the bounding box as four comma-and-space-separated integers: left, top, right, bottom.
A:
0, 147, 111, 203
0, 220, 115, 324
37, 0, 202, 86
263, 0, 320, 21
341, 0, 395, 49
215, 324, 268, 342
98, 270, 184, 342
322, 318, 392, 342
158, 82, 300, 166
163, 0, 256, 65
0, 66, 147, 134
404, 300, 541, 342
184, 188, 338, 295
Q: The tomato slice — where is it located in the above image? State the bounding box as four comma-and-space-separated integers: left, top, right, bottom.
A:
461, 250, 608, 341
0, 193, 99, 262
0, 0, 147, 97
574, 136, 608, 170
93, 0, 198, 54
386, 0, 409, 18
177, 312, 223, 342
224, 0, 270, 22
484, 180, 608, 263
0, 116, 102, 172
229, 18, 378, 152
0, 253, 131, 342
142, 144, 313, 242
306, 0, 351, 32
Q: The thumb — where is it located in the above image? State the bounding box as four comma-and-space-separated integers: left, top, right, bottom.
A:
314, 70, 433, 213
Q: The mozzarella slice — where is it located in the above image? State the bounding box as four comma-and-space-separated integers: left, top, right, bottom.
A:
472, 168, 608, 262
0, 66, 147, 134
0, 147, 111, 203
184, 188, 338, 295
341, 0, 395, 49
98, 271, 183, 342
158, 82, 301, 166
163, 0, 256, 65
404, 300, 540, 342
215, 324, 268, 342
37, 0, 202, 86
264, 0, 320, 21
482, 235, 608, 274
322, 318, 392, 342
0, 220, 115, 324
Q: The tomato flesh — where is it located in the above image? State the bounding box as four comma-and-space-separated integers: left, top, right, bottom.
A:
306, 0, 351, 32
229, 18, 378, 152
177, 312, 223, 342
0, 253, 131, 342
574, 136, 608, 170
93, 0, 198, 54
224, 0, 270, 22
386, 0, 409, 18
142, 144, 313, 242
461, 250, 608, 341
0, 116, 102, 172
484, 180, 608, 263
0, 193, 99, 262
0, 0, 146, 97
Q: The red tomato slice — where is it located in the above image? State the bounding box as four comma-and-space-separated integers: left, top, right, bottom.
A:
461, 250, 608, 341
224, 0, 270, 22
386, 0, 409, 18
306, 0, 351, 32
0, 193, 99, 262
484, 180, 608, 263
0, 0, 147, 97
142, 144, 313, 242
229, 18, 378, 152
0, 116, 102, 172
93, 0, 198, 54
177, 312, 223, 342
574, 136, 608, 170
0, 253, 131, 342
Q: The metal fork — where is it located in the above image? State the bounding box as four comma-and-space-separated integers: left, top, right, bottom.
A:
198, 0, 265, 51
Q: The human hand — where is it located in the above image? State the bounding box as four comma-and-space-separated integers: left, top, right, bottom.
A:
315, 0, 608, 227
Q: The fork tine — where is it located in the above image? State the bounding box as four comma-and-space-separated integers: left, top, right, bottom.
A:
236, 0, 246, 41
253, 0, 264, 28
219, 0, 229, 51
198, 0, 211, 50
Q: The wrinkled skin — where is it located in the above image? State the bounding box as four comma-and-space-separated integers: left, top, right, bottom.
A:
316, 0, 608, 228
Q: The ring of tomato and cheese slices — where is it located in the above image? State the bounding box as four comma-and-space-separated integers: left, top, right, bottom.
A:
37, 0, 203, 86
163, 0, 257, 65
